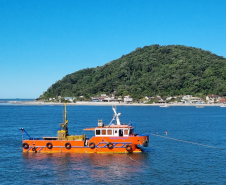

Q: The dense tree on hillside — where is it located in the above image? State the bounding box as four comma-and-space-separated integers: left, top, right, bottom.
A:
38, 45, 226, 100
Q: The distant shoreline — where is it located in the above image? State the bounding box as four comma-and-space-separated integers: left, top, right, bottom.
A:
4, 101, 225, 107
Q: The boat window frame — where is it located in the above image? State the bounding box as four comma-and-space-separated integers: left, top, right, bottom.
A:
102, 129, 106, 135
95, 128, 132, 136
107, 129, 112, 135
119, 129, 123, 136
96, 129, 101, 136
124, 129, 129, 136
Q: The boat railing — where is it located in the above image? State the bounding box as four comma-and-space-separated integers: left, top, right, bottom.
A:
95, 142, 133, 148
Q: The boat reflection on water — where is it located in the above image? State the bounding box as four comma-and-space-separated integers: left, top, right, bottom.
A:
22, 152, 150, 182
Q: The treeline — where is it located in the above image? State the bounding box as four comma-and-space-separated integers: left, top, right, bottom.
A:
38, 45, 226, 100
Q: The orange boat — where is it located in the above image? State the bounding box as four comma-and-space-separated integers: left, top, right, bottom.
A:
20, 104, 149, 153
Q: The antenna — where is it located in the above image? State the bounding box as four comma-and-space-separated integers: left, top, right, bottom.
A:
112, 105, 121, 125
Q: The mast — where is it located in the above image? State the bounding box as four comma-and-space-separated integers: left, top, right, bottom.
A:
64, 103, 68, 126
64, 103, 68, 135
59, 103, 69, 137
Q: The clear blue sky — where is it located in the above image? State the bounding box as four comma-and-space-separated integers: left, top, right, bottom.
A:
0, 0, 225, 98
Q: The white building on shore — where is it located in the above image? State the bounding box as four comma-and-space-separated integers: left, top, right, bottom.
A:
124, 95, 133, 104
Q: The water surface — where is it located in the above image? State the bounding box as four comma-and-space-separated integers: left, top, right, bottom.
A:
0, 105, 225, 184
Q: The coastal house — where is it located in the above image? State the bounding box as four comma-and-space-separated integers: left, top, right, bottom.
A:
102, 97, 112, 102
158, 99, 166, 104
117, 97, 123, 102
166, 97, 172, 101
98, 94, 111, 102
181, 95, 192, 103
188, 97, 203, 104
142, 96, 150, 103
110, 97, 122, 103
91, 97, 99, 102
124, 95, 133, 104
98, 96, 106, 102
206, 95, 219, 104
156, 95, 161, 99
181, 96, 202, 104
48, 98, 56, 101
98, 96, 111, 102
182, 95, 192, 99
143, 96, 156, 101
97, 95, 122, 103
219, 98, 226, 103
64, 97, 75, 102
144, 96, 150, 100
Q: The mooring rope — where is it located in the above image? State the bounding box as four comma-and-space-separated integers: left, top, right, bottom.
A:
150, 133, 224, 150
122, 133, 224, 169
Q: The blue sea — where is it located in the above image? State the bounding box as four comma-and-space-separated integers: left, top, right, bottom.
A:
0, 103, 226, 184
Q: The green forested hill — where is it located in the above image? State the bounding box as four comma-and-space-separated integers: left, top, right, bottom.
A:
39, 45, 226, 100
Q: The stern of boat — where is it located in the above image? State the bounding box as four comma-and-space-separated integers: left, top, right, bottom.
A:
136, 134, 149, 148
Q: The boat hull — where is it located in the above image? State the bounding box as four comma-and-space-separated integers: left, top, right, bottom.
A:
22, 135, 149, 153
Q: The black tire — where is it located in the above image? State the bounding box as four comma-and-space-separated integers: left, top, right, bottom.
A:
46, 142, 53, 149
65, 142, 71, 149
143, 140, 148, 147
107, 142, 114, 149
23, 143, 29, 149
125, 144, 132, 152
89, 142, 95, 149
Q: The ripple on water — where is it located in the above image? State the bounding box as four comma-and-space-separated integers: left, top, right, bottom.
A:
0, 106, 226, 184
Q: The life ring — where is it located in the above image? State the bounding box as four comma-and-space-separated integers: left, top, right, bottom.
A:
65, 142, 71, 149
107, 142, 114, 149
125, 144, 132, 152
23, 143, 29, 149
89, 142, 95, 149
46, 142, 53, 149
32, 147, 37, 153
143, 140, 148, 147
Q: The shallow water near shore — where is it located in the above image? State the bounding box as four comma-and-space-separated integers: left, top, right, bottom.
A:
0, 105, 226, 184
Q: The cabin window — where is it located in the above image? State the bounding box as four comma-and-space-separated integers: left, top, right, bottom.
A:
119, 129, 123, 136
124, 130, 128, 135
129, 129, 133, 135
102, 129, 106, 135
96, 130, 100, 135
115, 130, 117, 133
107, 130, 112, 135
